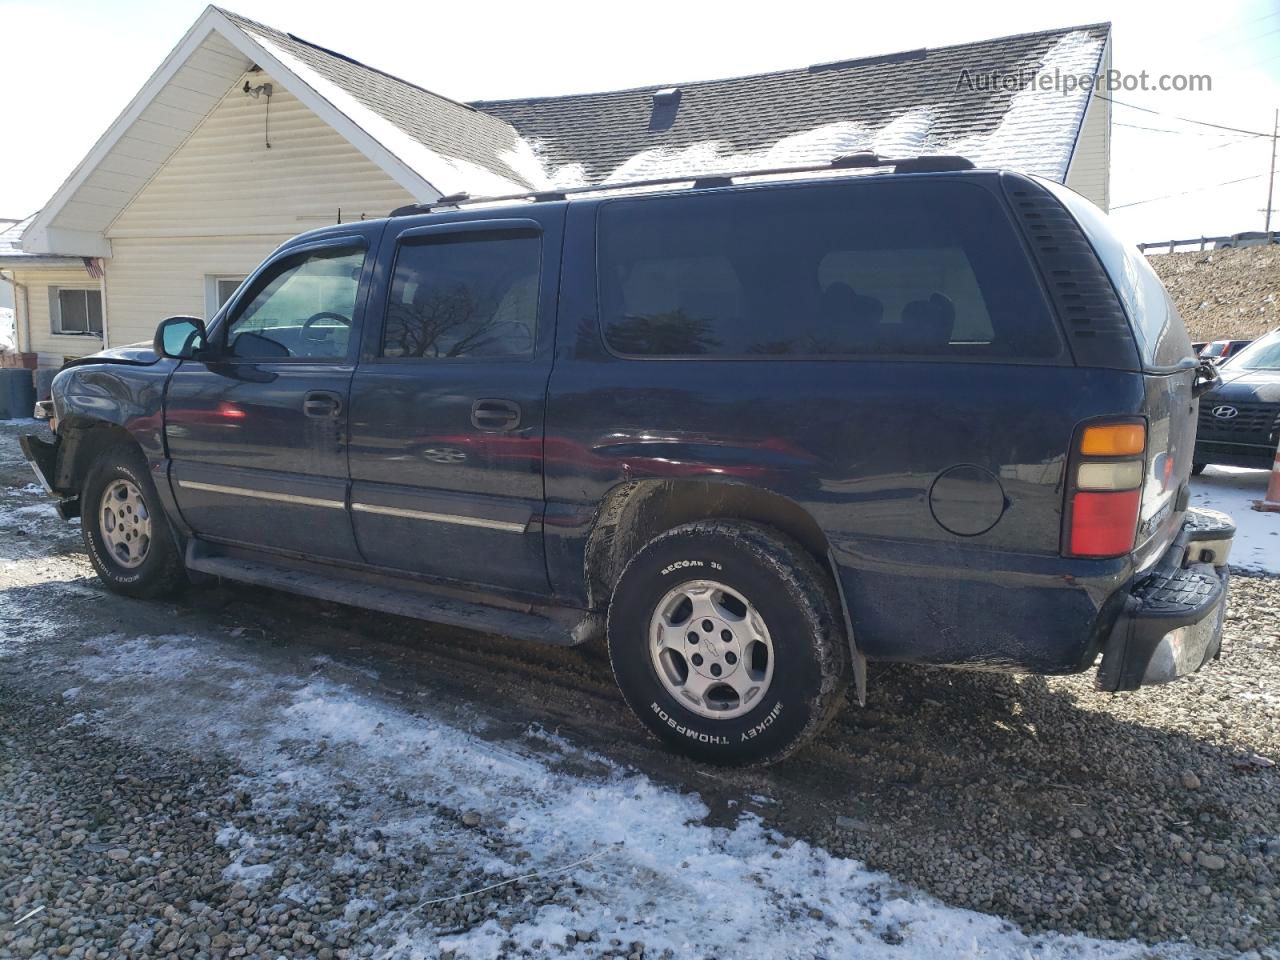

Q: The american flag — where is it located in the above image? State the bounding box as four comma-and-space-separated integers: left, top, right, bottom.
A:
82, 257, 104, 279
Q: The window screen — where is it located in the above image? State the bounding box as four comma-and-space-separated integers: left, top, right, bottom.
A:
55, 289, 103, 336
597, 180, 1062, 360
216, 278, 245, 309
381, 233, 540, 359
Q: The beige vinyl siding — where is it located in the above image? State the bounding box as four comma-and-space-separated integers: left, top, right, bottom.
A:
9, 265, 105, 367
103, 70, 413, 344
106, 236, 288, 346
110, 71, 412, 239
1065, 45, 1112, 212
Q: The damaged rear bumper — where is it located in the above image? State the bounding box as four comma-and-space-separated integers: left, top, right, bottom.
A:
1097, 507, 1234, 692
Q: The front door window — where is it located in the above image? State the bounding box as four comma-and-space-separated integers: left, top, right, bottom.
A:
223, 247, 365, 360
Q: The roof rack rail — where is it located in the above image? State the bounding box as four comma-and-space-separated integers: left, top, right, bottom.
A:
388, 153, 976, 217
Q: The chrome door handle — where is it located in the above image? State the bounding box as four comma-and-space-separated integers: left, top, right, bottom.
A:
303, 391, 342, 418
471, 398, 521, 431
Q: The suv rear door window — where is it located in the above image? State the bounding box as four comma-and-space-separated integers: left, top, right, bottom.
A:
381, 233, 540, 359
597, 179, 1062, 360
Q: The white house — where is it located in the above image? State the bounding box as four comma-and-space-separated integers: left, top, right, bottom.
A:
0, 7, 1111, 368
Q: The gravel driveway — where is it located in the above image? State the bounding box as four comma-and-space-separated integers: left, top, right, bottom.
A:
0, 420, 1276, 959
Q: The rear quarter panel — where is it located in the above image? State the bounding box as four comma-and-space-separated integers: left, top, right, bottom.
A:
546, 200, 1144, 671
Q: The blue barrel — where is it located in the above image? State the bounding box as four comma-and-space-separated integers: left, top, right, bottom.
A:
33, 368, 57, 402
0, 368, 36, 420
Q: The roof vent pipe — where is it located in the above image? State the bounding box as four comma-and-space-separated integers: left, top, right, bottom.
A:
649, 87, 681, 132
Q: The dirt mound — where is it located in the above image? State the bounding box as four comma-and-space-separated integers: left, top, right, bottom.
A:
1147, 245, 1280, 342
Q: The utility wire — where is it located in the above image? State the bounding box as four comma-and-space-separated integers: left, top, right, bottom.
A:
1114, 121, 1252, 137
1201, 24, 1280, 53
1096, 95, 1274, 139
1112, 170, 1274, 209
1197, 7, 1280, 42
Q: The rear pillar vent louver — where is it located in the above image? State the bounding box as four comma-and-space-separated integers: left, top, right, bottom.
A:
649, 87, 682, 132
1001, 174, 1139, 371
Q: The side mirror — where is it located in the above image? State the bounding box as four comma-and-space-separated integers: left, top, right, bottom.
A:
1192, 358, 1221, 398
154, 316, 208, 360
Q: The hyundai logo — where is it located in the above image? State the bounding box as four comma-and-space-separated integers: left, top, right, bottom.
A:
1212, 405, 1240, 419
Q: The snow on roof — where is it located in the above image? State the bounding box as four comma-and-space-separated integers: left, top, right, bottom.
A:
242, 28, 532, 197
0, 216, 34, 256
477, 23, 1109, 188
22, 7, 534, 256
217, 9, 535, 195
0, 214, 81, 265
24, 9, 1108, 257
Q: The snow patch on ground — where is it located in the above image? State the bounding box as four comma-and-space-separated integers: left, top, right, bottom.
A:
1192, 466, 1280, 574
223, 860, 275, 883
33, 631, 1171, 959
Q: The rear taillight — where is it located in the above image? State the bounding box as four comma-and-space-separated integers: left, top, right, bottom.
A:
1064, 421, 1146, 558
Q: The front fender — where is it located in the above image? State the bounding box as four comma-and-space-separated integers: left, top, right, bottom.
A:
53, 360, 175, 463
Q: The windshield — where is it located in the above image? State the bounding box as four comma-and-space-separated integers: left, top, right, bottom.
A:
1225, 331, 1280, 370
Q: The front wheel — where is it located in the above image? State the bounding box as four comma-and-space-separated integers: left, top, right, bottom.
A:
81, 445, 185, 598
607, 521, 849, 766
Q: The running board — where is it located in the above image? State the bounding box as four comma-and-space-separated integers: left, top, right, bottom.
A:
185, 543, 587, 646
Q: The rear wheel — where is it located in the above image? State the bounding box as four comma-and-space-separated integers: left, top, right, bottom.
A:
607, 521, 849, 765
81, 446, 185, 598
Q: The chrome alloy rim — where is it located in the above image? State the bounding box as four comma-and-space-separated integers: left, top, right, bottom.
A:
99, 479, 152, 569
648, 579, 775, 720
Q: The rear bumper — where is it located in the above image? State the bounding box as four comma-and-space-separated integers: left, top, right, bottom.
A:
1097, 507, 1234, 691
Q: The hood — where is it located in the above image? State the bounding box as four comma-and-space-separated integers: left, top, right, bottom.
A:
61, 341, 159, 369
1205, 367, 1280, 404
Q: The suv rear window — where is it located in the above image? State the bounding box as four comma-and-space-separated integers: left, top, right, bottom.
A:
597, 179, 1063, 360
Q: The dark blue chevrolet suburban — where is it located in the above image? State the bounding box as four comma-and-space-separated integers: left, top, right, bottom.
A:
22, 156, 1236, 765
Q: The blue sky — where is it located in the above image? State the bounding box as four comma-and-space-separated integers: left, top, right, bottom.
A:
2, 0, 1277, 243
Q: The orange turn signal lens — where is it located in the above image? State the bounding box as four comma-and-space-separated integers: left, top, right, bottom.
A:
1079, 423, 1145, 457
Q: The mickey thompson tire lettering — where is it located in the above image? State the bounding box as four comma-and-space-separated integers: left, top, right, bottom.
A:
608, 520, 849, 767
650, 702, 731, 745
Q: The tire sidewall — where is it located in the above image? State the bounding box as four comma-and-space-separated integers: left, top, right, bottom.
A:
82, 451, 176, 594
608, 527, 833, 764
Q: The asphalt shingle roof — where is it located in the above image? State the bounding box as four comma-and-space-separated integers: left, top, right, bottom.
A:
0, 215, 80, 264
217, 9, 533, 189
473, 23, 1109, 184
0, 218, 31, 257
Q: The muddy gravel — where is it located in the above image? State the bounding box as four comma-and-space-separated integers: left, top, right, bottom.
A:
0, 418, 1277, 958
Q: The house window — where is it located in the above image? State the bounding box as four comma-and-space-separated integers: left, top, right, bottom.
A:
206, 276, 247, 317
52, 288, 103, 336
